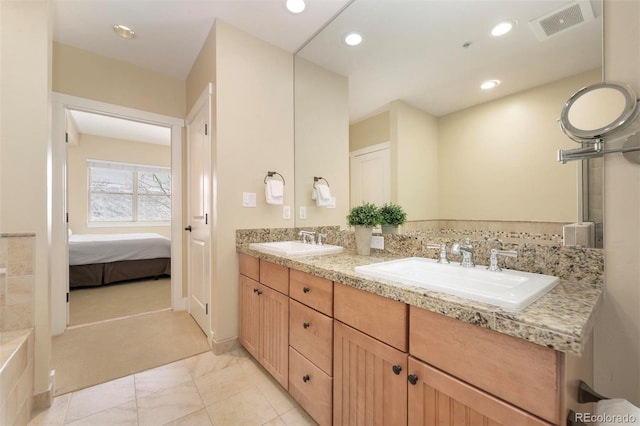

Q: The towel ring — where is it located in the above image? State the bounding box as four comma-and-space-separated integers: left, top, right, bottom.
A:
313, 176, 330, 188
264, 171, 285, 185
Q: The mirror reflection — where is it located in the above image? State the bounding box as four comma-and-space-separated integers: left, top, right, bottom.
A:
294, 0, 603, 243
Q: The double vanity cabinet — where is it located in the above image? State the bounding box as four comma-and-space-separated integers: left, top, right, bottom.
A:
238, 251, 592, 426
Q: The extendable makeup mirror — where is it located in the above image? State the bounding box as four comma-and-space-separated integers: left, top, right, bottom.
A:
557, 82, 640, 163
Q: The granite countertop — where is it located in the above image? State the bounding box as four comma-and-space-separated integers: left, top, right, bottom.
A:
237, 245, 603, 356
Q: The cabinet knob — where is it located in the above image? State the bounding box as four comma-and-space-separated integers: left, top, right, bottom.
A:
303, 287, 310, 293
256, 290, 263, 295
303, 322, 311, 329
408, 374, 419, 385
253, 288, 258, 293
302, 375, 310, 383
392, 365, 402, 375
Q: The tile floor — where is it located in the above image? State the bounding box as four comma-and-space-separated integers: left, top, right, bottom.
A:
29, 347, 318, 426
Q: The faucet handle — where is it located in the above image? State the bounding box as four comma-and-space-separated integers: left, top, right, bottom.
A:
426, 243, 449, 264
488, 249, 518, 272
317, 233, 327, 245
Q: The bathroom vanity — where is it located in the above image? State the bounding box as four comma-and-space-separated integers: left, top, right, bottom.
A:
237, 244, 601, 426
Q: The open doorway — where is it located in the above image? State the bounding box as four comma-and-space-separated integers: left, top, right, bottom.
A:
51, 93, 186, 335
65, 109, 173, 327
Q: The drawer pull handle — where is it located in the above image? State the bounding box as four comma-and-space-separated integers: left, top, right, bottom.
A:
303, 287, 310, 293
302, 375, 310, 383
408, 374, 419, 385
392, 365, 402, 375
303, 322, 311, 329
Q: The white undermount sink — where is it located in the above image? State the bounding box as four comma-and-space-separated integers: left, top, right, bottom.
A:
354, 257, 559, 312
249, 241, 344, 257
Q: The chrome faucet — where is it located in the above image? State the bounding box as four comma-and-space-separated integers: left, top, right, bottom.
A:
452, 238, 475, 267
488, 248, 518, 271
426, 243, 449, 264
317, 233, 327, 245
299, 230, 316, 244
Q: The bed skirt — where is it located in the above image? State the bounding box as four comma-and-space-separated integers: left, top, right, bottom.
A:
70, 258, 171, 288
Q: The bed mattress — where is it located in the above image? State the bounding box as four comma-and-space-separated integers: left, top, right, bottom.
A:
69, 233, 171, 266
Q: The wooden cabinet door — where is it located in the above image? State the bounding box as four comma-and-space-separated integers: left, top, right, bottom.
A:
259, 284, 289, 390
238, 274, 260, 360
407, 357, 553, 426
334, 321, 407, 426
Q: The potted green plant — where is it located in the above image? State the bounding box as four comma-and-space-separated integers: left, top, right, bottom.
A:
347, 202, 381, 255
379, 203, 407, 234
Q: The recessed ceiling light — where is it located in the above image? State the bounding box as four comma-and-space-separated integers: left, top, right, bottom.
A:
491, 20, 517, 37
344, 32, 363, 46
113, 24, 135, 40
286, 0, 306, 14
481, 80, 501, 90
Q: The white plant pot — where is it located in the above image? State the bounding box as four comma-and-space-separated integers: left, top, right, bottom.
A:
354, 225, 373, 256
381, 224, 399, 235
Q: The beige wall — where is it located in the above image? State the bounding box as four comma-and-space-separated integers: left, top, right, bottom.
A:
67, 134, 171, 237
186, 20, 294, 345
595, 0, 640, 404
53, 42, 186, 118
390, 101, 439, 221
0, 0, 52, 395
438, 69, 600, 222
294, 58, 349, 227
349, 111, 390, 152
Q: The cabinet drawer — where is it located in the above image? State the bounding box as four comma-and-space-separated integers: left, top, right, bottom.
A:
238, 253, 259, 281
289, 347, 333, 426
259, 260, 289, 295
334, 283, 408, 351
410, 307, 560, 424
290, 269, 333, 316
290, 299, 333, 375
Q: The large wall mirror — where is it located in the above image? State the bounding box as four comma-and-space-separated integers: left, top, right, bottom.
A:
294, 0, 603, 244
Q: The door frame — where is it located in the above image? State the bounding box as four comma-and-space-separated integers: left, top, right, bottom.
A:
51, 93, 185, 335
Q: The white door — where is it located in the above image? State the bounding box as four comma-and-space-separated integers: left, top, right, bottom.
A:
350, 143, 391, 207
186, 85, 212, 338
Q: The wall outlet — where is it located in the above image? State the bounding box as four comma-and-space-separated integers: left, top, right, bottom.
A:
242, 192, 256, 207
283, 205, 291, 220
299, 206, 307, 219
371, 235, 384, 250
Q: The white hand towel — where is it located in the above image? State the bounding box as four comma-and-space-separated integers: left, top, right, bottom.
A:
595, 399, 640, 425
315, 183, 332, 207
265, 179, 284, 205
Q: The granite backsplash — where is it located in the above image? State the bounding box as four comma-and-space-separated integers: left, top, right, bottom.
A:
236, 226, 604, 288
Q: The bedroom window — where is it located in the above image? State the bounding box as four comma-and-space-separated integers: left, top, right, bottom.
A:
88, 160, 171, 223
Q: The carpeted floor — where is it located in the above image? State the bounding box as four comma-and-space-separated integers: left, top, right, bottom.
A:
52, 309, 211, 396
69, 277, 172, 326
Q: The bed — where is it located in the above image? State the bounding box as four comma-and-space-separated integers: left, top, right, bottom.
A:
69, 233, 171, 288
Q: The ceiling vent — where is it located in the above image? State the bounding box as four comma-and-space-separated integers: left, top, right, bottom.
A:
529, 0, 595, 41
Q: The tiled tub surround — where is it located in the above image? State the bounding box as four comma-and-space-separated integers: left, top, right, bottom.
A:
236, 228, 604, 355
1, 234, 36, 331
0, 234, 36, 426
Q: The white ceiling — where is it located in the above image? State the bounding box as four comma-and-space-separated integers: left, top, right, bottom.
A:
298, 0, 603, 120
54, 0, 603, 136
53, 0, 352, 80
68, 110, 171, 145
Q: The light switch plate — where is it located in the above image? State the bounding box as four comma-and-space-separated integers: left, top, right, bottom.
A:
283, 205, 291, 220
299, 206, 307, 219
242, 192, 256, 207
371, 235, 384, 249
